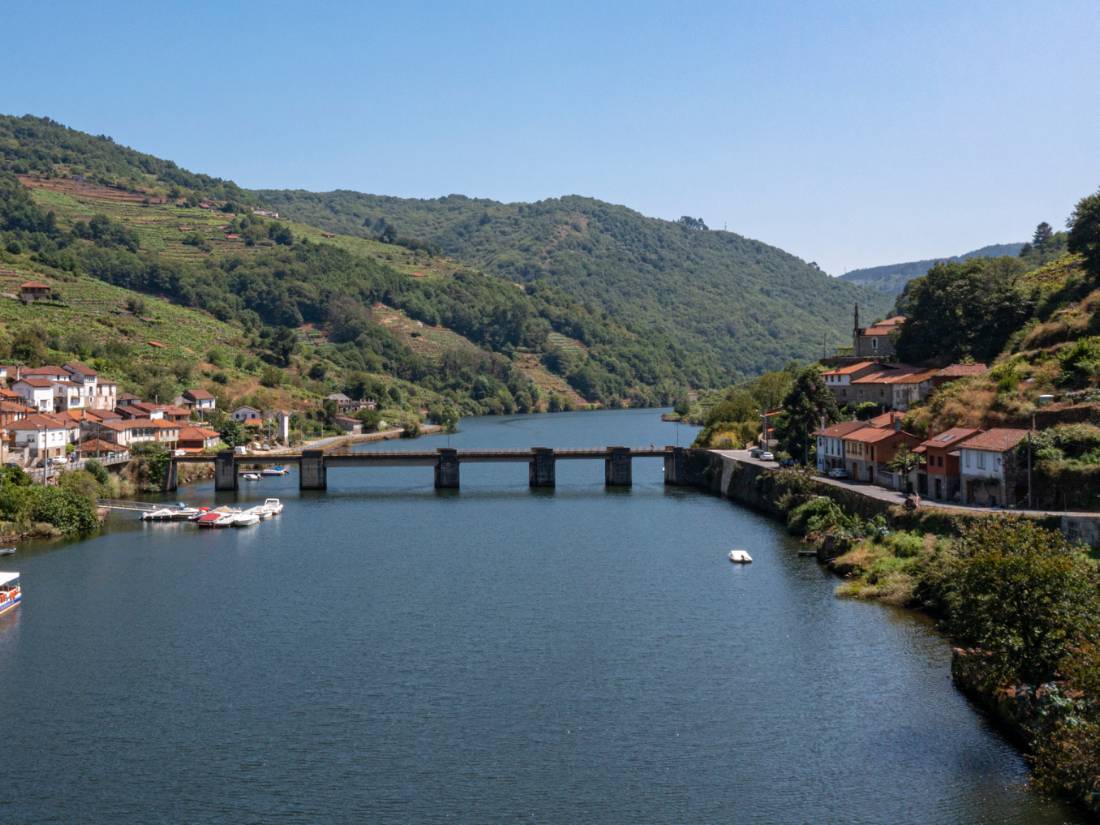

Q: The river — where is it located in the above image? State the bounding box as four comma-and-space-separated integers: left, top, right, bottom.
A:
0, 409, 1083, 824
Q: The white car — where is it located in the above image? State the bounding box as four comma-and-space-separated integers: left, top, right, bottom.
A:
759, 451, 775, 461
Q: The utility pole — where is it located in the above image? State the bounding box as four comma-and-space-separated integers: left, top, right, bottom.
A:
1027, 412, 1034, 510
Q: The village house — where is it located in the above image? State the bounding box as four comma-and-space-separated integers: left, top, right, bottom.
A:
181, 388, 216, 412
821, 361, 880, 407
0, 400, 31, 429
912, 427, 982, 501
99, 418, 181, 449
116, 393, 143, 408
52, 380, 85, 412
76, 439, 130, 461
326, 392, 360, 414
958, 428, 1029, 508
333, 415, 362, 434
116, 402, 165, 421
814, 420, 868, 473
176, 425, 221, 454
19, 280, 51, 303
852, 306, 905, 359
12, 378, 56, 412
60, 362, 116, 411
841, 425, 921, 486
231, 405, 263, 425
849, 365, 938, 411
10, 414, 78, 462
159, 405, 192, 422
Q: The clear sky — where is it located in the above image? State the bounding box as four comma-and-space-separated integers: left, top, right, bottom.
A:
1, 0, 1097, 273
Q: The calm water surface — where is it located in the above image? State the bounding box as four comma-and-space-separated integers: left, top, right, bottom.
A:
0, 409, 1084, 824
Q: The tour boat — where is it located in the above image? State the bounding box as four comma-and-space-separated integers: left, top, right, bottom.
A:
0, 572, 22, 617
728, 549, 753, 564
231, 511, 261, 527
241, 472, 262, 482
261, 466, 289, 476
260, 498, 284, 517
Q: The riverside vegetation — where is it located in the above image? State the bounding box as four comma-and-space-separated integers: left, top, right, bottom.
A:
754, 467, 1100, 813
0, 463, 114, 539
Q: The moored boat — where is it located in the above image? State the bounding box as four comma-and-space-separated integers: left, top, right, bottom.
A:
241, 472, 261, 482
232, 511, 261, 527
261, 465, 289, 476
728, 549, 753, 564
196, 508, 239, 528
0, 548, 14, 557
0, 572, 22, 616
260, 498, 283, 517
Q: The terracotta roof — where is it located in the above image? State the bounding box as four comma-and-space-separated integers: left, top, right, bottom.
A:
101, 418, 180, 431
866, 411, 905, 428
0, 401, 31, 414
161, 405, 192, 417
861, 316, 906, 336
843, 426, 913, 444
184, 388, 215, 401
21, 366, 69, 377
823, 361, 877, 377
178, 426, 219, 441
77, 439, 126, 454
19, 281, 50, 290
11, 413, 76, 430
814, 420, 868, 438
935, 363, 989, 378
63, 362, 97, 377
919, 427, 981, 450
14, 377, 54, 389
852, 367, 937, 385
959, 428, 1029, 453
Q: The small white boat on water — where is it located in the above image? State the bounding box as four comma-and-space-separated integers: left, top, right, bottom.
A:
142, 503, 202, 522
261, 466, 289, 476
259, 498, 283, 517
241, 472, 261, 482
0, 571, 22, 617
0, 548, 14, 557
232, 511, 261, 527
728, 549, 753, 564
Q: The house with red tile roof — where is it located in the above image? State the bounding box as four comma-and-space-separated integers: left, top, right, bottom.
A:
841, 425, 921, 486
821, 361, 880, 406
19, 281, 51, 303
176, 426, 221, 453
931, 363, 989, 388
850, 366, 939, 411
181, 388, 216, 412
853, 306, 905, 359
912, 427, 982, 501
813, 420, 868, 473
99, 418, 180, 448
958, 428, 1030, 507
11, 377, 56, 412
9, 414, 79, 460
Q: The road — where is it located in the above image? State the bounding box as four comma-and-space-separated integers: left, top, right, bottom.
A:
710, 449, 1093, 519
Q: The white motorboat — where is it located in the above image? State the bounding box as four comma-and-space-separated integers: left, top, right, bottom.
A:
0, 548, 14, 557
728, 549, 753, 564
196, 507, 239, 528
241, 472, 261, 482
260, 498, 283, 517
232, 511, 261, 527
261, 465, 289, 476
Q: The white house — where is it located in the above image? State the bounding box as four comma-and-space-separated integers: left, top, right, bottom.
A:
182, 388, 216, 412
958, 428, 1028, 508
813, 420, 869, 473
99, 418, 180, 448
231, 405, 262, 423
52, 380, 85, 412
12, 378, 56, 413
10, 414, 76, 461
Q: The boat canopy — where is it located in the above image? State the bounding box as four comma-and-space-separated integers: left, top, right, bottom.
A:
0, 571, 20, 587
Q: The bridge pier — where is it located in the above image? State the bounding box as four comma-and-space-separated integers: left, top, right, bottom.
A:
214, 450, 238, 491
605, 446, 632, 487
299, 450, 327, 490
529, 447, 556, 488
162, 459, 179, 493
435, 448, 460, 489
664, 446, 688, 485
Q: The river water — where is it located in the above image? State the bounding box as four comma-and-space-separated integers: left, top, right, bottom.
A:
0, 409, 1083, 824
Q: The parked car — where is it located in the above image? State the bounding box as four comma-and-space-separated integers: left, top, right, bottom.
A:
759, 451, 775, 461
827, 467, 849, 479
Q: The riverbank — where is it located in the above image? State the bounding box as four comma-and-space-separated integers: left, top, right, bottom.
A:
670, 448, 1100, 816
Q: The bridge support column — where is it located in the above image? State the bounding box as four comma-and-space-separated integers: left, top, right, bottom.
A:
214, 450, 238, 492
664, 446, 688, 486
435, 448, 460, 489
605, 446, 632, 487
299, 450, 327, 491
529, 447, 556, 488
162, 459, 179, 493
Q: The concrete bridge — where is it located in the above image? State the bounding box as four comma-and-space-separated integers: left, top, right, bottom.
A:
167, 446, 695, 492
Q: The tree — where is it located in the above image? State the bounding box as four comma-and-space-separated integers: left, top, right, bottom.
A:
774, 367, 839, 464
1068, 188, 1100, 278
1033, 221, 1054, 251
218, 419, 246, 448
946, 520, 1100, 686
886, 445, 923, 493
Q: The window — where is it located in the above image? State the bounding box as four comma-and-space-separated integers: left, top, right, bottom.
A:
976, 452, 986, 470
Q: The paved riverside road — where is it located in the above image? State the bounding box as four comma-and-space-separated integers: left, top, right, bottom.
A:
710, 449, 1097, 520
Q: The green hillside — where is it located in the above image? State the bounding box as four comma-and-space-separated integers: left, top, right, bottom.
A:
0, 114, 723, 415
257, 190, 895, 379
838, 242, 1026, 296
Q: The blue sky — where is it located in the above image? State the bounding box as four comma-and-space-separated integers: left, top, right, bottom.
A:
1, 0, 1097, 273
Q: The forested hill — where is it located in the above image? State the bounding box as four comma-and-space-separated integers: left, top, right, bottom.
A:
838, 242, 1025, 296
257, 190, 895, 378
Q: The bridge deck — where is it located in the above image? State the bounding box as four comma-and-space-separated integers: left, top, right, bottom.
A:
175, 447, 671, 464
